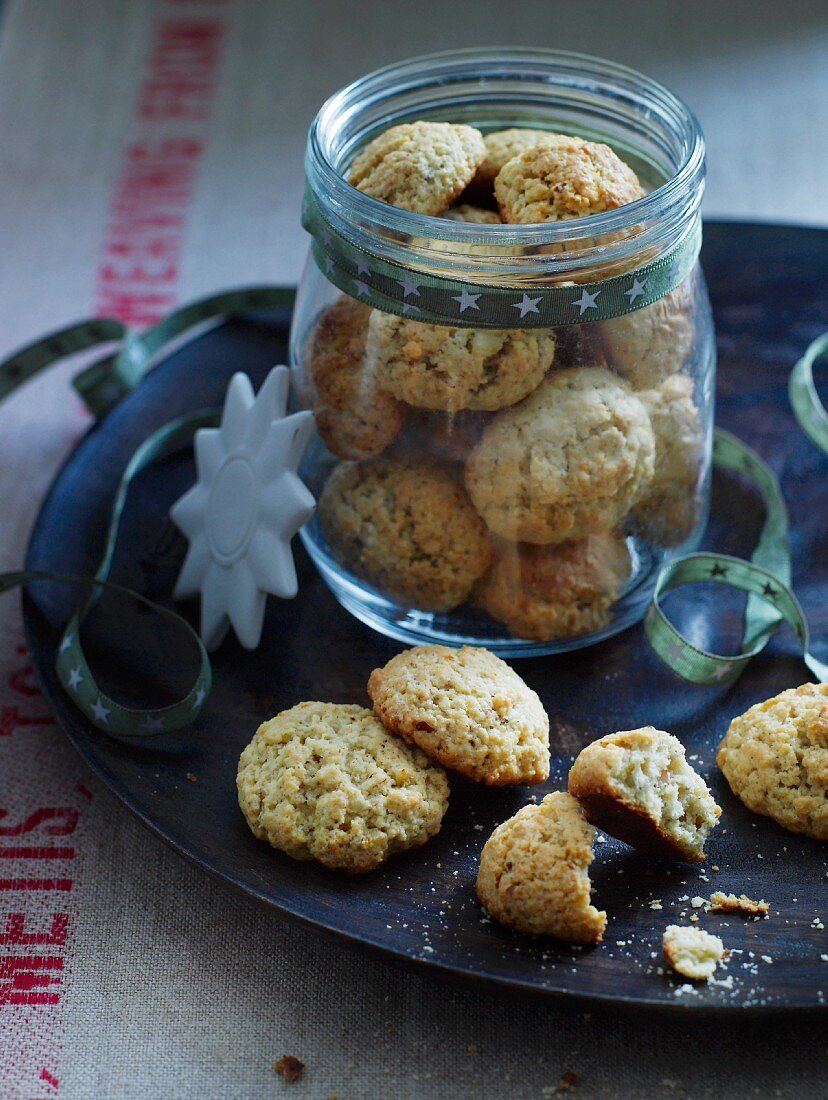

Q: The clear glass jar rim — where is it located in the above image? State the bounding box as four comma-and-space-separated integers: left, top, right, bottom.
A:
308, 47, 706, 248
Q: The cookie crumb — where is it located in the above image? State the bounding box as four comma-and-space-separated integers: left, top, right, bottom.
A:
185, 773, 198, 783
709, 891, 768, 918
663, 924, 724, 981
275, 1055, 304, 1083
690, 895, 707, 909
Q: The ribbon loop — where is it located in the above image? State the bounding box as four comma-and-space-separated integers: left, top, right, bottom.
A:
789, 332, 828, 455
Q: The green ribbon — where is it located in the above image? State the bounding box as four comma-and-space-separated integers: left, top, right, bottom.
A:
789, 331, 828, 454
645, 428, 828, 686
301, 187, 701, 328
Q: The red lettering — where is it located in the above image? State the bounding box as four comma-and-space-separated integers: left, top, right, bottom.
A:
0, 914, 69, 946
0, 705, 55, 737
8, 663, 42, 697
0, 955, 63, 1005
0, 847, 75, 859
0, 880, 73, 892
0, 808, 78, 837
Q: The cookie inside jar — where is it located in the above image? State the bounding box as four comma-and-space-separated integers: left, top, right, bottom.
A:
292, 51, 713, 655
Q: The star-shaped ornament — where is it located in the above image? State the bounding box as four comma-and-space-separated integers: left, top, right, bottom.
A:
452, 289, 481, 313
170, 367, 315, 651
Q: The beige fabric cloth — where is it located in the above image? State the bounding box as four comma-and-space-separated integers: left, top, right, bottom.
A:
0, 1, 826, 1096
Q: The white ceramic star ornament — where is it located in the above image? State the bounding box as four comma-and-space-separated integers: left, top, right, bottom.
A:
170, 367, 315, 651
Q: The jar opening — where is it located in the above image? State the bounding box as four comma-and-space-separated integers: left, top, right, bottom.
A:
306, 48, 705, 283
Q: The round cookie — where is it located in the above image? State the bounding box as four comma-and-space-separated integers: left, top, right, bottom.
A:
495, 137, 644, 224
347, 121, 486, 215
442, 203, 502, 224
629, 373, 704, 547
367, 644, 549, 786
307, 296, 406, 459
318, 460, 492, 612
476, 792, 607, 942
364, 311, 557, 413
474, 128, 577, 194
568, 727, 721, 862
599, 279, 695, 390
465, 366, 655, 544
237, 702, 450, 873
717, 682, 828, 842
476, 529, 631, 642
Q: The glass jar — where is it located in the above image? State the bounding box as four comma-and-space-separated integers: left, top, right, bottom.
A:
290, 48, 713, 656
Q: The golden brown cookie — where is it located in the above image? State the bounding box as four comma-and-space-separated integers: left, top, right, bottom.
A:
465, 366, 655, 544
662, 925, 724, 981
473, 129, 577, 194
237, 702, 449, 873
318, 461, 492, 613
367, 644, 549, 786
307, 296, 406, 459
365, 311, 557, 413
709, 892, 769, 918
717, 682, 828, 841
347, 121, 486, 215
442, 203, 502, 224
629, 374, 704, 547
476, 792, 607, 942
475, 530, 631, 642
568, 727, 721, 862
495, 137, 644, 224
599, 279, 695, 390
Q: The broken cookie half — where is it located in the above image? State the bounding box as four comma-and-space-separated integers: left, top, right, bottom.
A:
568, 727, 721, 862
476, 791, 606, 944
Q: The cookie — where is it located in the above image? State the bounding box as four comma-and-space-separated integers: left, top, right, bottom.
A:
236, 702, 449, 873
662, 925, 724, 981
568, 727, 721, 862
367, 644, 549, 786
442, 203, 502, 224
716, 682, 828, 841
347, 121, 486, 215
494, 137, 644, 224
476, 792, 607, 942
629, 374, 704, 547
365, 311, 557, 413
391, 408, 490, 465
307, 296, 406, 459
475, 530, 631, 642
709, 892, 769, 918
599, 279, 695, 390
318, 460, 492, 613
473, 128, 577, 194
465, 366, 655, 544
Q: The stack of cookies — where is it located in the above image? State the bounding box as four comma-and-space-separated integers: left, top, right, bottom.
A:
306, 121, 705, 643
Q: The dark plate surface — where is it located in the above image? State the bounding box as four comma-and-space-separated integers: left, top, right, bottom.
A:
23, 222, 828, 1011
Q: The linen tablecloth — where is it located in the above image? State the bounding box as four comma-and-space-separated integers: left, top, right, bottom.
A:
1, 2, 826, 1096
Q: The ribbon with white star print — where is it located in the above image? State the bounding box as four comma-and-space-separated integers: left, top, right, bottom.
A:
789, 332, 828, 455
645, 429, 828, 686
301, 187, 701, 328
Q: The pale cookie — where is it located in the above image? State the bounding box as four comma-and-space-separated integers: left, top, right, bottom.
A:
367, 644, 549, 786
599, 279, 694, 390
318, 461, 492, 613
628, 374, 704, 547
473, 129, 577, 193
237, 702, 449, 874
476, 792, 607, 942
709, 892, 769, 918
662, 925, 724, 981
475, 529, 631, 642
465, 366, 655, 544
568, 727, 721, 862
365, 311, 557, 413
307, 296, 406, 459
442, 203, 502, 224
347, 121, 486, 215
495, 137, 644, 224
717, 682, 828, 842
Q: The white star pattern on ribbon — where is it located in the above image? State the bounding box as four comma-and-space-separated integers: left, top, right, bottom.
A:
512, 294, 542, 318
572, 288, 601, 315
170, 367, 315, 651
355, 257, 370, 277
709, 664, 733, 682
396, 275, 421, 299
400, 303, 421, 316
452, 289, 481, 313
324, 256, 335, 275
142, 715, 166, 732
90, 698, 111, 724
59, 634, 73, 654
624, 277, 647, 303
67, 667, 83, 691
351, 280, 370, 298
321, 229, 333, 248
664, 642, 686, 664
